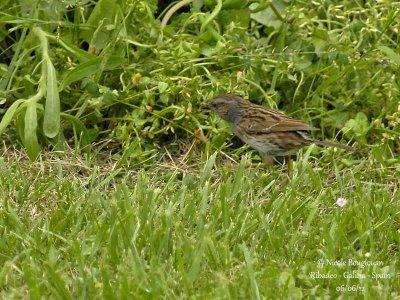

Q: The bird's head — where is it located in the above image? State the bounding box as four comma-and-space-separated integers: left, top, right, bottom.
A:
203, 94, 245, 122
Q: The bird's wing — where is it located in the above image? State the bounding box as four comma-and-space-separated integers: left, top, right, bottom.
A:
238, 109, 314, 133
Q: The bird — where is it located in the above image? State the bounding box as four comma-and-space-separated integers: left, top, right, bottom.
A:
204, 94, 353, 175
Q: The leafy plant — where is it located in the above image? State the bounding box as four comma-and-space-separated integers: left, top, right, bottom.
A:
0, 0, 399, 161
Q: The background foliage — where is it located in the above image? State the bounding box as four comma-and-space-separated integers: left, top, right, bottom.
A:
1, 0, 399, 162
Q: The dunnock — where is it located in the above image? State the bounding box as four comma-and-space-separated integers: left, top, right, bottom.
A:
205, 94, 353, 169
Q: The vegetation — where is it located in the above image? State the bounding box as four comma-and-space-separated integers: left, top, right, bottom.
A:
0, 0, 399, 298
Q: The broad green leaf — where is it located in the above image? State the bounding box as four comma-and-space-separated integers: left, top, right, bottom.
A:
292, 56, 312, 71
192, 0, 204, 12
24, 101, 40, 160
43, 58, 60, 138
85, 0, 116, 29
312, 28, 330, 56
81, 0, 117, 50
218, 9, 250, 28
250, 1, 286, 29
222, 0, 248, 9
158, 81, 168, 93
344, 112, 370, 137
378, 45, 400, 65
60, 56, 125, 90
0, 99, 25, 135
343, 112, 371, 144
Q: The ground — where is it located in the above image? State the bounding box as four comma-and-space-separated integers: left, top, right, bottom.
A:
1, 145, 399, 298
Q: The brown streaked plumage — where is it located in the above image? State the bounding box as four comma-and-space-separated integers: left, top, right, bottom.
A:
204, 94, 353, 169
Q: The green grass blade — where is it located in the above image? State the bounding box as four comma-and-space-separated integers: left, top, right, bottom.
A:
22, 261, 41, 300
242, 244, 261, 300
45, 265, 73, 300
200, 152, 217, 183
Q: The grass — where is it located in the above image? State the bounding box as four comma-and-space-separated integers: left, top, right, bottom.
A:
1, 146, 399, 298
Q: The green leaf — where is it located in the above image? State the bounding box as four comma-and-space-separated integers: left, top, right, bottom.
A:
24, 101, 40, 160
43, 58, 60, 138
192, 0, 204, 12
61, 113, 98, 147
200, 0, 223, 33
343, 112, 371, 143
312, 28, 330, 56
60, 56, 125, 90
218, 9, 250, 28
85, 0, 116, 29
56, 38, 93, 63
222, 0, 248, 9
250, 1, 286, 29
292, 56, 312, 71
378, 45, 400, 65
313, 27, 329, 41
345, 112, 370, 136
0, 99, 25, 135
81, 0, 117, 50
158, 81, 169, 93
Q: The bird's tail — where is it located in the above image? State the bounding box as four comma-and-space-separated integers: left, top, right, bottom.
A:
313, 140, 354, 151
